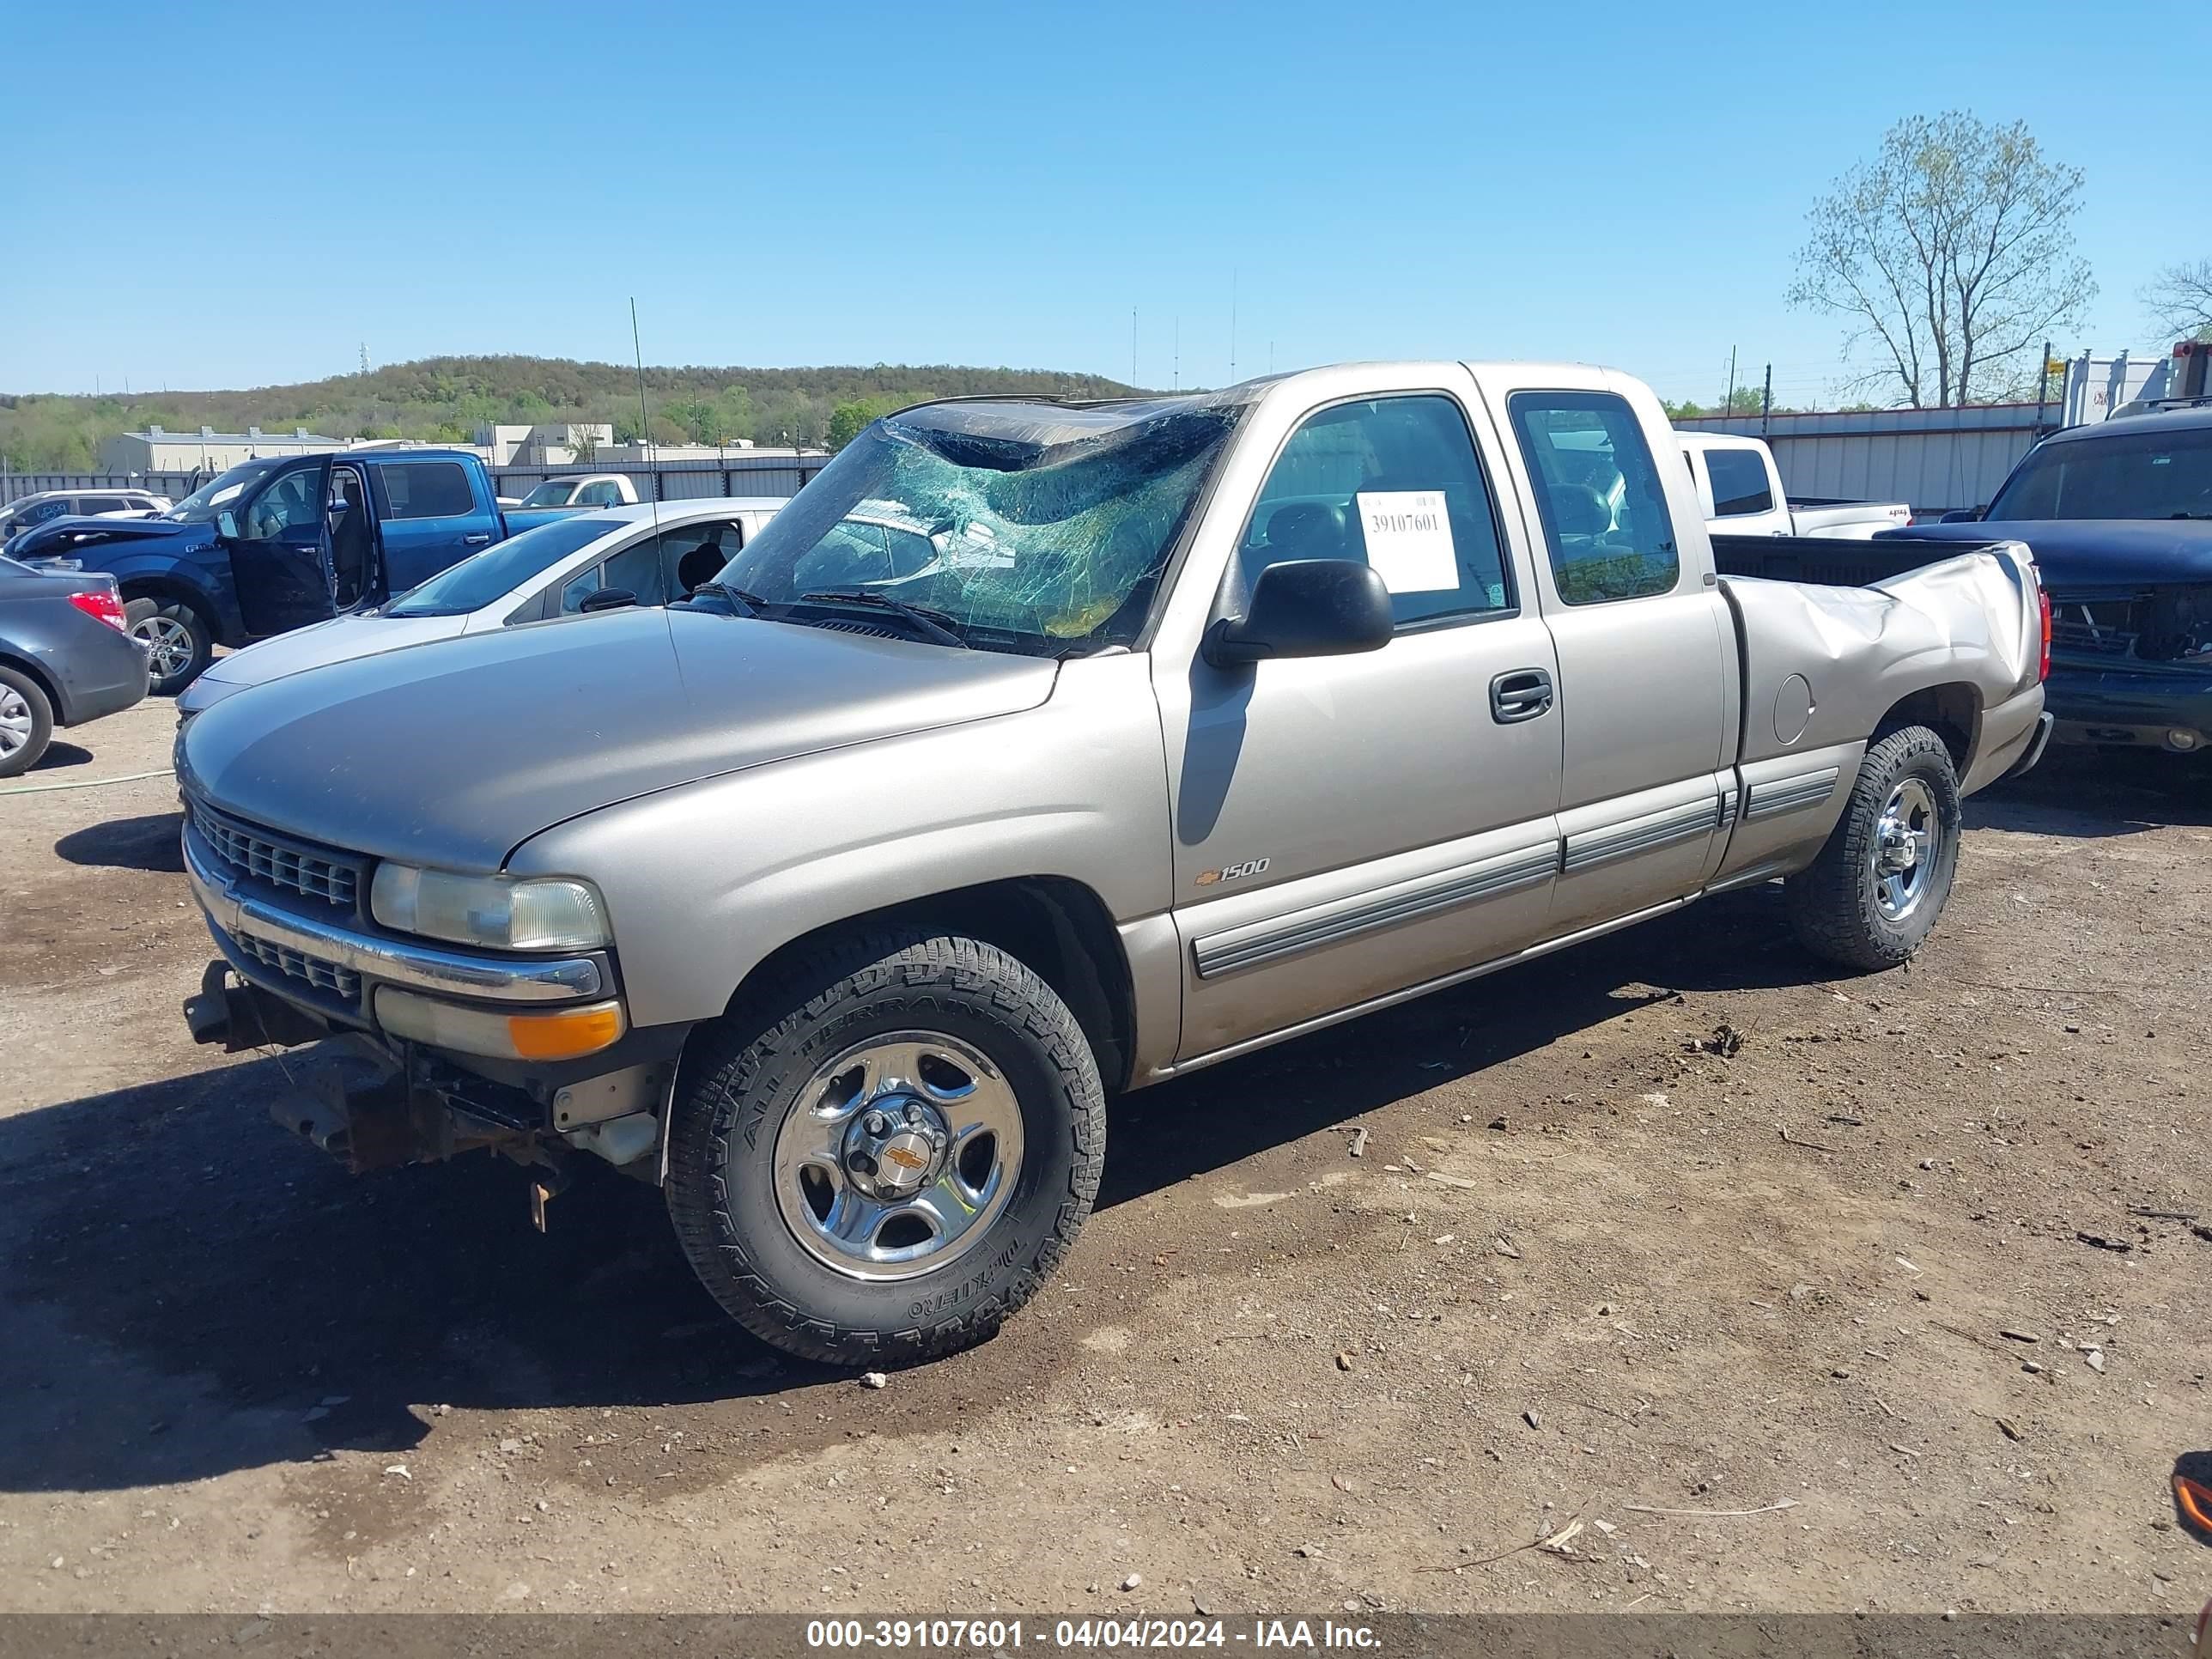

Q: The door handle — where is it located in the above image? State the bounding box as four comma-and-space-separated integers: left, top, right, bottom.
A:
1490, 667, 1554, 724
462, 532, 493, 545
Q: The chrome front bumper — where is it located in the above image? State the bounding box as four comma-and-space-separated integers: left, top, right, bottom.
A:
182, 821, 607, 1008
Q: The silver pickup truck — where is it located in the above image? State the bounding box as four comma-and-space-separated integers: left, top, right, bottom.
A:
175, 361, 2051, 1366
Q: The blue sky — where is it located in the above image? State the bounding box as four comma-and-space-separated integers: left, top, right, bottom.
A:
4, 0, 2206, 404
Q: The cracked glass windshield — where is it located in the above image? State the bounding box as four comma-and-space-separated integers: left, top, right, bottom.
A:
702, 393, 1249, 653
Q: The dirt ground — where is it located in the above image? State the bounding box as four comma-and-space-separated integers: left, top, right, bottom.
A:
1, 696, 2208, 1619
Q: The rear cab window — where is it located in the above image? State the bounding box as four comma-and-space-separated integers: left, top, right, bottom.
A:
1703, 447, 1775, 517
1240, 392, 1515, 629
376, 460, 477, 520
1508, 391, 1680, 604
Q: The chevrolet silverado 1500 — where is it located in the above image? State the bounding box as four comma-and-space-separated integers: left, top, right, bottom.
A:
174, 361, 2049, 1366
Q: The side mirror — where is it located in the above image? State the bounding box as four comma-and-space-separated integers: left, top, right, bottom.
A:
1205, 559, 1395, 666
1939, 507, 1984, 524
579, 587, 638, 614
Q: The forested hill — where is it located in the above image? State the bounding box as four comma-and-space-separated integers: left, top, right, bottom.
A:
0, 356, 1145, 471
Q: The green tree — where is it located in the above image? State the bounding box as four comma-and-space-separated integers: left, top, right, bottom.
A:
827, 395, 898, 451
1789, 112, 2094, 407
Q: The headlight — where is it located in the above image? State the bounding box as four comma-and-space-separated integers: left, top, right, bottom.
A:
369, 864, 610, 951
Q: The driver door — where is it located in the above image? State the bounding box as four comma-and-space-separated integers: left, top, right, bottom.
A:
225, 459, 337, 637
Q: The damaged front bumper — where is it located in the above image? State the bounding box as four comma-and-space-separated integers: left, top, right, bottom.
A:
179, 814, 675, 1182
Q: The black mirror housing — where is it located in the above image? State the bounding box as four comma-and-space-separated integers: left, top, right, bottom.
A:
1206, 559, 1395, 665
579, 587, 639, 614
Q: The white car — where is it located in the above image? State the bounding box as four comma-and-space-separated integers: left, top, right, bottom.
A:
0, 487, 171, 543
176, 498, 783, 718
1676, 433, 1913, 539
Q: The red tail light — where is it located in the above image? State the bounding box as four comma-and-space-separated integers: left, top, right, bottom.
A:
68, 588, 127, 631
2037, 584, 2051, 683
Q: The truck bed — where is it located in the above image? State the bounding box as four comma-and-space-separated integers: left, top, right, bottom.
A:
1711, 533, 2004, 587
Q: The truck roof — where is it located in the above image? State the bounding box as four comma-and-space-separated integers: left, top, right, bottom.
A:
2044, 403, 2212, 443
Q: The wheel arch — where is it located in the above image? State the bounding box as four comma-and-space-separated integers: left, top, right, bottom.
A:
0, 650, 63, 722
1871, 681, 1979, 776
117, 573, 220, 625
714, 876, 1138, 1091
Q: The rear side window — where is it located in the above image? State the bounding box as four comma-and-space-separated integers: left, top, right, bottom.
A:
1240, 393, 1514, 629
82, 495, 131, 513
1704, 448, 1774, 517
1508, 391, 1680, 605
380, 461, 476, 520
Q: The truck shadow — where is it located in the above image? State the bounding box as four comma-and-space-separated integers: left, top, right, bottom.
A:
0, 884, 1907, 1497
1969, 749, 2212, 837
53, 810, 185, 873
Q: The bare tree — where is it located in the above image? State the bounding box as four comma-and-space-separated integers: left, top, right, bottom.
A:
1789, 112, 2094, 407
2142, 260, 2212, 343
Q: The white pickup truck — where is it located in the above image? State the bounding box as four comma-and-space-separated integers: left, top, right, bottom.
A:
1679, 432, 1912, 539
501, 474, 641, 510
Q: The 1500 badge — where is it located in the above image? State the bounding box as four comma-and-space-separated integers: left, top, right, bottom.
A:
1194, 857, 1270, 887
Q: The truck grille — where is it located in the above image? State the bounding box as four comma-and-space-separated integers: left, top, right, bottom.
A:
190, 802, 362, 909
232, 929, 363, 1004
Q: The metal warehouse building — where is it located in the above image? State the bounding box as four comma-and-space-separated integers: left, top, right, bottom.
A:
99, 424, 349, 474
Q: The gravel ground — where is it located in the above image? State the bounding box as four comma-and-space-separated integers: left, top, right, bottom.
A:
1, 697, 2207, 1616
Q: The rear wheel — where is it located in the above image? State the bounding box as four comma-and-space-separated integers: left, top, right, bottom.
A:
1786, 724, 1962, 971
0, 666, 54, 778
123, 598, 213, 695
665, 929, 1105, 1366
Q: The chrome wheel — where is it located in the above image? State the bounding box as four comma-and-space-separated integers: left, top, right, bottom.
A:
0, 684, 30, 758
772, 1032, 1025, 1281
1871, 777, 1939, 921
131, 614, 195, 680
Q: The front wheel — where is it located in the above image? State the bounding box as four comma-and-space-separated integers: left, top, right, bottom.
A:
665, 929, 1105, 1366
1785, 723, 1962, 971
123, 598, 213, 695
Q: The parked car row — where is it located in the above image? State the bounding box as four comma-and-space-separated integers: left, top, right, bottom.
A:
0, 487, 169, 543
168, 360, 2049, 1366
3, 448, 581, 693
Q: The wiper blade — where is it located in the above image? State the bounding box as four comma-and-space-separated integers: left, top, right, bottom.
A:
684, 580, 771, 617
794, 589, 966, 647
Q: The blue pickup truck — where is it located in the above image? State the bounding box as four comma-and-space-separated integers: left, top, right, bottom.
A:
4, 449, 576, 692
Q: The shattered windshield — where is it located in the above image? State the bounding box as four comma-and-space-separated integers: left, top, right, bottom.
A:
164, 459, 283, 523
707, 393, 1249, 653
1988, 424, 2212, 521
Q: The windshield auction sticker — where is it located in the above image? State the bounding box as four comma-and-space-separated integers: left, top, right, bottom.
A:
1353, 491, 1456, 592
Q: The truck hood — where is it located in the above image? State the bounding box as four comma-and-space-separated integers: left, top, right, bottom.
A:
10, 514, 212, 562
1881, 520, 2212, 594
177, 606, 1060, 871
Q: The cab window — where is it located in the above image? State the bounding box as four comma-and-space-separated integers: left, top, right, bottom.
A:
236, 467, 323, 541
380, 461, 475, 520
1238, 393, 1513, 628
560, 535, 666, 613
1508, 391, 1680, 604
1705, 448, 1774, 517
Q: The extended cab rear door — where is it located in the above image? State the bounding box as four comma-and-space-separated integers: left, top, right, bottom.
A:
1486, 371, 1739, 931
1153, 366, 1565, 1064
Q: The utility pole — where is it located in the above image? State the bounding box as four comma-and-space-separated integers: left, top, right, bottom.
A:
2033, 337, 2053, 434
1131, 307, 1139, 387
1761, 363, 1772, 434
1723, 347, 1736, 421
1173, 318, 1180, 392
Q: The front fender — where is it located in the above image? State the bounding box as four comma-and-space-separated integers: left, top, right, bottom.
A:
98, 547, 241, 643
505, 654, 1174, 1032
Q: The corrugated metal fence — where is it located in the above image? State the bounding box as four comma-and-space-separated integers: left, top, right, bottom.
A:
1, 454, 829, 507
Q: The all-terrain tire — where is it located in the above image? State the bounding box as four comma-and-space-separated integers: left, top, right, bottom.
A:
123, 597, 214, 695
665, 929, 1105, 1366
1785, 724, 1962, 972
0, 665, 55, 779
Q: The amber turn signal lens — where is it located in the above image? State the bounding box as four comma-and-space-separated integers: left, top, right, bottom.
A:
506, 1002, 626, 1060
